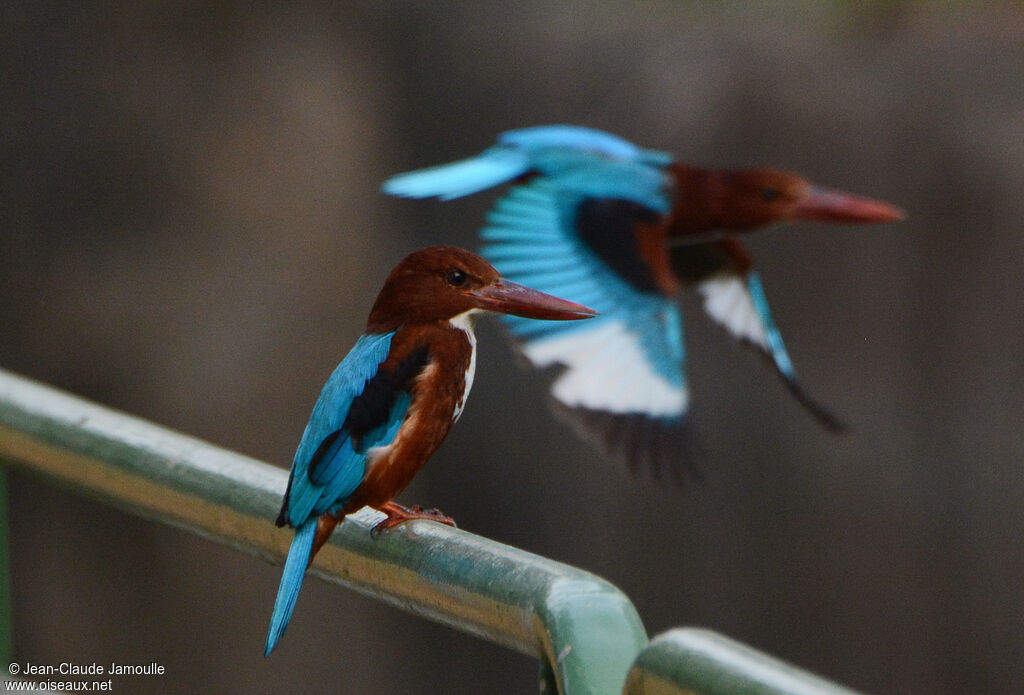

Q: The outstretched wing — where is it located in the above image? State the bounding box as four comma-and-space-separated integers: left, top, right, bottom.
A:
480, 165, 700, 481
672, 238, 845, 431
381, 125, 672, 202
277, 332, 409, 528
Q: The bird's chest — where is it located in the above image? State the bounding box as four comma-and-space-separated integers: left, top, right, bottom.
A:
403, 325, 475, 439
353, 324, 475, 507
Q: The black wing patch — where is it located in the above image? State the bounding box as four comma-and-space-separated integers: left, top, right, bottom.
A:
341, 344, 430, 453
304, 344, 430, 491
575, 197, 663, 295
669, 240, 744, 285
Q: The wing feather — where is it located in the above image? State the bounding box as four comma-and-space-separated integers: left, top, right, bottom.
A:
278, 332, 397, 527
480, 175, 699, 479
381, 147, 529, 200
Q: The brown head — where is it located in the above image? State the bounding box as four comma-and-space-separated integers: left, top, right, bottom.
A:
366, 245, 597, 333
669, 164, 905, 235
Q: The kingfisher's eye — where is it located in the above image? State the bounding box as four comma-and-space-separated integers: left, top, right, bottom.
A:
445, 269, 468, 287
761, 188, 781, 202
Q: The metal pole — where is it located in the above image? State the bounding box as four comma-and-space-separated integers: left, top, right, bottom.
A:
623, 629, 863, 695
0, 368, 645, 695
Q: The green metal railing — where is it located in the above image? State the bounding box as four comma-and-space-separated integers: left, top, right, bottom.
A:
0, 368, 862, 695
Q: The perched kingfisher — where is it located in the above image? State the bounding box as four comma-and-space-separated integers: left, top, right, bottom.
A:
264, 245, 596, 655
383, 125, 903, 481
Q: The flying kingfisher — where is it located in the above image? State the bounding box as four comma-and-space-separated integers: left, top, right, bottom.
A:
264, 245, 596, 655
383, 125, 903, 481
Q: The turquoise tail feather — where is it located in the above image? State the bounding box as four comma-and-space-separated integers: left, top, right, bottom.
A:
265, 519, 317, 656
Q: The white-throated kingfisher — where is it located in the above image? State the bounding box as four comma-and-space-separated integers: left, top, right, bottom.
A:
264, 245, 596, 655
383, 125, 903, 481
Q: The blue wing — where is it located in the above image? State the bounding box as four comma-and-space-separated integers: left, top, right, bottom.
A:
381, 125, 672, 201
267, 331, 412, 656
382, 146, 530, 200
277, 332, 398, 528
498, 125, 665, 163
479, 171, 700, 481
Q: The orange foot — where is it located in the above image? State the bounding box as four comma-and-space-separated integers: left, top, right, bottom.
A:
372, 501, 457, 536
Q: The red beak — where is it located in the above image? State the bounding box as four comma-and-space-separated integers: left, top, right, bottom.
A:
470, 280, 598, 320
791, 186, 905, 224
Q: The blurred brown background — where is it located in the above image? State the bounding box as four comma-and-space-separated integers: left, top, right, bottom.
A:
2, 2, 1023, 693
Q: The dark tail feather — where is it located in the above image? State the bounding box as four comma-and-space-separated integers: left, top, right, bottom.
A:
265, 519, 317, 656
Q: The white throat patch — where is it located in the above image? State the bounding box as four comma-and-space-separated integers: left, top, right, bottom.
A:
449, 310, 479, 422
